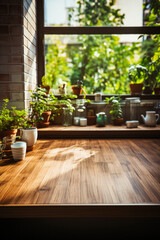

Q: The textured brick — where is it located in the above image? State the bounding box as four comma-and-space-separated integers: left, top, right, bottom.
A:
9, 101, 25, 109
8, 0, 21, 4
11, 46, 23, 55
0, 46, 11, 55
9, 16, 22, 24
10, 83, 24, 92
24, 55, 33, 67
24, 90, 31, 100
9, 5, 22, 15
24, 82, 35, 91
0, 15, 22, 24
0, 56, 9, 64
0, 92, 11, 100
11, 92, 24, 101
24, 99, 30, 109
11, 55, 23, 64
0, 5, 8, 15
10, 25, 23, 35
0, 25, 9, 35
11, 74, 23, 82
0, 83, 10, 91
0, 0, 21, 3
0, 36, 23, 46
0, 74, 10, 81
0, 64, 23, 73
0, 0, 37, 110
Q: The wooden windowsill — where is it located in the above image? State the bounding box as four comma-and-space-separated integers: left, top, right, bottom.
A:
38, 124, 160, 138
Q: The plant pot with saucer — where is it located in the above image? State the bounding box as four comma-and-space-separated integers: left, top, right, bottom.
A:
105, 96, 123, 126
128, 64, 148, 95
20, 118, 38, 151
0, 99, 27, 140
30, 87, 52, 128
72, 80, 83, 96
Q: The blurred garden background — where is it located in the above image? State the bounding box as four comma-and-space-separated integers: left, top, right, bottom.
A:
44, 0, 160, 95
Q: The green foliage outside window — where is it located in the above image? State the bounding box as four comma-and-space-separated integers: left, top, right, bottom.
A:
45, 0, 160, 94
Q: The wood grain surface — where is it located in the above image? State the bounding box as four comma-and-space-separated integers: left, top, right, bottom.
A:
0, 139, 160, 205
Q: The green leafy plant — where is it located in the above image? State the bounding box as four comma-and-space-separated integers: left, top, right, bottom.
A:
21, 117, 34, 129
147, 59, 160, 88
72, 80, 83, 87
128, 64, 148, 84
68, 0, 139, 94
29, 87, 51, 124
0, 99, 27, 131
45, 42, 71, 89
29, 88, 75, 123
105, 96, 123, 120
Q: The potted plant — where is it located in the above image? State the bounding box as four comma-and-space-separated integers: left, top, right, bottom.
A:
0, 99, 27, 140
72, 80, 83, 96
128, 64, 148, 95
105, 96, 123, 125
49, 94, 75, 125
20, 117, 37, 151
41, 75, 51, 94
30, 87, 52, 128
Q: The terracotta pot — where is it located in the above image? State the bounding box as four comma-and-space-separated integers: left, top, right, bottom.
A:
113, 118, 124, 126
37, 111, 51, 128
129, 83, 143, 95
41, 85, 50, 94
72, 86, 82, 96
154, 87, 160, 95
37, 122, 50, 128
42, 111, 51, 122
0, 129, 17, 140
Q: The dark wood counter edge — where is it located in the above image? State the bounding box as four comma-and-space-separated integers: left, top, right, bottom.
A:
38, 129, 160, 139
0, 204, 159, 218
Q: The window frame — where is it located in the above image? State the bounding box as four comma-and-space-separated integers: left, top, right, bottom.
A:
37, 0, 160, 95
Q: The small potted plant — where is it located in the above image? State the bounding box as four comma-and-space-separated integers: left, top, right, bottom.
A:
105, 96, 123, 126
30, 87, 52, 128
41, 75, 51, 94
0, 99, 27, 139
72, 80, 83, 96
128, 64, 148, 95
49, 93, 75, 125
20, 116, 37, 151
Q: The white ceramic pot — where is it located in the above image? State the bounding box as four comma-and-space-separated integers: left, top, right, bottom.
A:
20, 127, 37, 147
126, 120, 139, 128
80, 118, 87, 126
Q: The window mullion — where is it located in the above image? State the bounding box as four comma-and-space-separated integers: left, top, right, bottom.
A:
43, 26, 160, 35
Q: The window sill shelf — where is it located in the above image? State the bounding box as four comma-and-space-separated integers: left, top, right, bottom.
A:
38, 124, 160, 139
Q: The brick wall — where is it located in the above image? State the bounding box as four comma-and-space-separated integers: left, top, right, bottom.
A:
0, 0, 37, 109
23, 0, 37, 109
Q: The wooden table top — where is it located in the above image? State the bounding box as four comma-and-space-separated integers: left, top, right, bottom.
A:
0, 138, 160, 218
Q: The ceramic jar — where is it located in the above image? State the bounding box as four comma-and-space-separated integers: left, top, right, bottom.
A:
20, 127, 37, 147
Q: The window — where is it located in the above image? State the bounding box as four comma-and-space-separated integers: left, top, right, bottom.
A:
37, 0, 160, 95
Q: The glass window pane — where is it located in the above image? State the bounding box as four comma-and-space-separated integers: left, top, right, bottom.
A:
44, 34, 160, 95
44, 0, 144, 27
